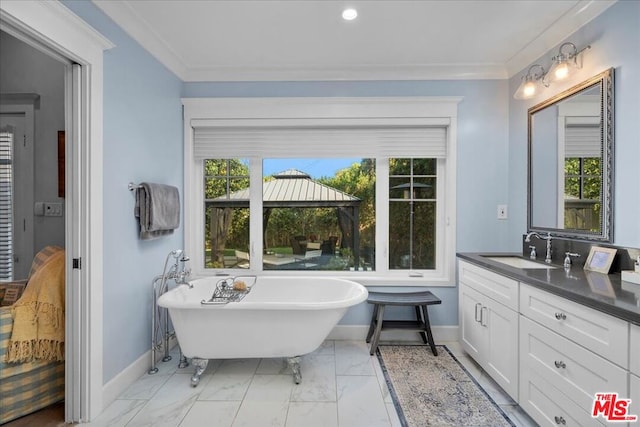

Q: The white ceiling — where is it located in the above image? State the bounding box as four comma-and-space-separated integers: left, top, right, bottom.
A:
92, 0, 615, 82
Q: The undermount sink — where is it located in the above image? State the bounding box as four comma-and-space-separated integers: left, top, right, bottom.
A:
484, 256, 557, 269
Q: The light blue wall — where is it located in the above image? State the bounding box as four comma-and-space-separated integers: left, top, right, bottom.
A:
508, 0, 640, 248
61, 1, 184, 383
184, 80, 511, 327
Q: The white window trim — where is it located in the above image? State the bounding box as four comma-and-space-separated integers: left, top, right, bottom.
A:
183, 96, 460, 286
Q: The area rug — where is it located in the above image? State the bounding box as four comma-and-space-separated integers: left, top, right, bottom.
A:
377, 345, 515, 427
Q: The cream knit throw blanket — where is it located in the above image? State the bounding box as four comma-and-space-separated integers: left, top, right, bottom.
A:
6, 249, 65, 363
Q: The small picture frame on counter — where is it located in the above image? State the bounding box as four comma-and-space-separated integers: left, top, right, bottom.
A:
584, 246, 617, 274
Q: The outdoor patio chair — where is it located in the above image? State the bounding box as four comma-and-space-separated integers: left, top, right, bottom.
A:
234, 250, 250, 268
294, 249, 322, 268
290, 236, 307, 255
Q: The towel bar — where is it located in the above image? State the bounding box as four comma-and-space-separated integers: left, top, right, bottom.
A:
128, 182, 143, 191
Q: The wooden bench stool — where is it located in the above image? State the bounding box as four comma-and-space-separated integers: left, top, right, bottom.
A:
366, 290, 442, 356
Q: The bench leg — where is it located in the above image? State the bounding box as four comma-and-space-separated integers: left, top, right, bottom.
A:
415, 306, 428, 344
366, 304, 379, 343
421, 305, 438, 356
369, 304, 386, 355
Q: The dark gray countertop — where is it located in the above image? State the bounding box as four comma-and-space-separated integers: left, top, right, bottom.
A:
457, 252, 640, 326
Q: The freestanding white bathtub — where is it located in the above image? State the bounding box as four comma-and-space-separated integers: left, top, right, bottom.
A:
157, 275, 368, 386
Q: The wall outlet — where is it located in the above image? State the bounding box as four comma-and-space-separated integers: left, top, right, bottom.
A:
497, 204, 508, 219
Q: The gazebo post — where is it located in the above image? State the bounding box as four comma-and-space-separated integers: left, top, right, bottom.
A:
353, 206, 360, 269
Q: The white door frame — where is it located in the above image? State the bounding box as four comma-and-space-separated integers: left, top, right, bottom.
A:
0, 1, 113, 422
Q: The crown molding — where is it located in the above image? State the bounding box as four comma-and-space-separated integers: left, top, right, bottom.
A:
92, 0, 187, 79
184, 63, 508, 82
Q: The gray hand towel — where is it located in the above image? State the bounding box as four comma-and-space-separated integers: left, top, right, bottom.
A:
134, 183, 180, 240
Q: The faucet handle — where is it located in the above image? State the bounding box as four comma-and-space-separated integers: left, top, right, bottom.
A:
529, 245, 537, 259
563, 252, 580, 268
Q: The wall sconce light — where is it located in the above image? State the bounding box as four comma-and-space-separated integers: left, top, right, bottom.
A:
513, 64, 547, 100
543, 42, 591, 85
514, 41, 591, 100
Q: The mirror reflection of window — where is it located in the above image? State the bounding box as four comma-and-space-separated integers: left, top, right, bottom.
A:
559, 91, 602, 232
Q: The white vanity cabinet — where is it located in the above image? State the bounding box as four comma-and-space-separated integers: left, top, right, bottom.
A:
519, 283, 629, 426
458, 256, 639, 427
458, 261, 519, 399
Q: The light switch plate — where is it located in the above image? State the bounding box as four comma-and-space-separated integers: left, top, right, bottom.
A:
497, 204, 508, 219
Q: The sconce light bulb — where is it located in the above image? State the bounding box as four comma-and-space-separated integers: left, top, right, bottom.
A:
523, 81, 536, 97
554, 63, 570, 80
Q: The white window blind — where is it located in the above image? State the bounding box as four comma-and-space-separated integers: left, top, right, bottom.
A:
193, 125, 447, 159
0, 129, 14, 281
565, 117, 601, 158
565, 126, 601, 158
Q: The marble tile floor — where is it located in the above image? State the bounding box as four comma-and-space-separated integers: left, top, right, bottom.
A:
83, 340, 537, 427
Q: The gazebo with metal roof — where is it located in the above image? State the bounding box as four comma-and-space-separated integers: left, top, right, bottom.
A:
207, 169, 362, 266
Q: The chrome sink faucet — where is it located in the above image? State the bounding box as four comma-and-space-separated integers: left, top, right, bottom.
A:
525, 232, 553, 264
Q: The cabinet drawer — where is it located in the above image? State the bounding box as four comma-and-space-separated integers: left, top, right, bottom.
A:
458, 261, 518, 310
520, 367, 606, 427
520, 316, 628, 414
631, 323, 640, 375
520, 283, 628, 368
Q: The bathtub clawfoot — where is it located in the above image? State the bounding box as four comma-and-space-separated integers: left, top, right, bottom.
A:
287, 356, 302, 384
178, 347, 189, 369
190, 358, 208, 387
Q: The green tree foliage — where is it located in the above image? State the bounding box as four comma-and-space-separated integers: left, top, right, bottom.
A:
319, 159, 376, 246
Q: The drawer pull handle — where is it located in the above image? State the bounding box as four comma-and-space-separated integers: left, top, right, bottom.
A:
475, 303, 482, 322
554, 360, 566, 369
554, 312, 567, 320
554, 415, 566, 425
480, 306, 488, 327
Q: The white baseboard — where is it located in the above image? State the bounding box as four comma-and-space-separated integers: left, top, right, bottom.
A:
102, 336, 178, 408
327, 324, 458, 343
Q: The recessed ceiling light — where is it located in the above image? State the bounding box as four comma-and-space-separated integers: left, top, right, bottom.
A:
342, 8, 358, 21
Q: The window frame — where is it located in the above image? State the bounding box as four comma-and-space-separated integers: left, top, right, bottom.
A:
183, 97, 460, 286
